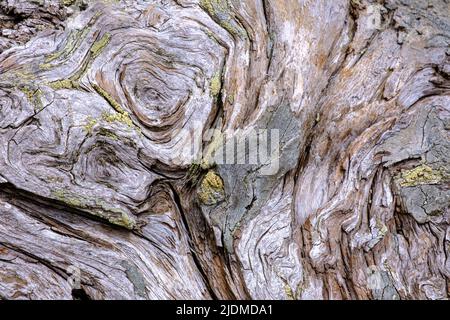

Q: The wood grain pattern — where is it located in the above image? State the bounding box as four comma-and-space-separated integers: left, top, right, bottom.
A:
0, 0, 449, 300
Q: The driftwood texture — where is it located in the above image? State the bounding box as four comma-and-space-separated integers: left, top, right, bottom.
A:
0, 0, 449, 300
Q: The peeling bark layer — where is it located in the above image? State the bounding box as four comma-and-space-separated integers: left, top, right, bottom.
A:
0, 0, 449, 300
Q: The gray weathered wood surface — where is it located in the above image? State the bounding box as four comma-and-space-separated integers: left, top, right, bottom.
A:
0, 0, 449, 299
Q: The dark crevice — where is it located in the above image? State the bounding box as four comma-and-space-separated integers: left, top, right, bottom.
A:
72, 287, 91, 300
167, 183, 222, 300
0, 183, 132, 232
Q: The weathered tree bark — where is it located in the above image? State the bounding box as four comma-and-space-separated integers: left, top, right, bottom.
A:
0, 0, 449, 300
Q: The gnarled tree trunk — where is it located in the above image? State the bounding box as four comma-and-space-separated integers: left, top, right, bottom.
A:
0, 0, 449, 300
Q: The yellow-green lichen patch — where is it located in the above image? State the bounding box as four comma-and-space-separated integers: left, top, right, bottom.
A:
315, 113, 321, 123
279, 276, 302, 300
200, 0, 229, 18
109, 211, 136, 230
199, 0, 246, 37
197, 170, 225, 205
52, 190, 136, 230
43, 31, 109, 83
227, 93, 234, 104
284, 284, 296, 300
93, 199, 137, 230
0, 66, 34, 84
397, 164, 444, 187
48, 79, 78, 90
83, 116, 97, 134
90, 33, 111, 58
98, 127, 118, 140
93, 84, 141, 132
61, 0, 76, 6
19, 86, 43, 110
14, 70, 34, 81
204, 29, 217, 41
210, 71, 222, 97
39, 62, 53, 71
46, 56, 89, 90
43, 27, 91, 67
102, 111, 134, 128
52, 190, 83, 207
186, 163, 202, 184
375, 217, 388, 237
44, 31, 77, 64
92, 84, 124, 114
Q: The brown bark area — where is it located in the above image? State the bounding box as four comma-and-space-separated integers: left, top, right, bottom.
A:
0, 0, 449, 300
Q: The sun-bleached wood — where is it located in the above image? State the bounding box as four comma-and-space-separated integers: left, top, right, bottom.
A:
0, 0, 449, 300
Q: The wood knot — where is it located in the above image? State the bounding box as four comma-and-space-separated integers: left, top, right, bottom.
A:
396, 164, 444, 187
197, 171, 225, 206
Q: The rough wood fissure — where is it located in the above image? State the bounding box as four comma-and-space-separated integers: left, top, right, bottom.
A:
0, 0, 449, 300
